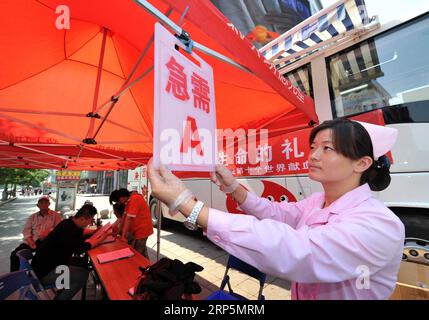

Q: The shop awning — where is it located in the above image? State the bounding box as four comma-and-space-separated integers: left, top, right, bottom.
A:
260, 0, 374, 74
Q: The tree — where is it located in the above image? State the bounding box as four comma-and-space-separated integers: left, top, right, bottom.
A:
0, 168, 15, 200
0, 168, 50, 200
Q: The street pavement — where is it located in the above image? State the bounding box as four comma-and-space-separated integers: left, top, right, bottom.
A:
0, 195, 291, 300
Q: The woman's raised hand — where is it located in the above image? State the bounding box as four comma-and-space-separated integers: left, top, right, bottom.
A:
147, 159, 190, 208
210, 164, 239, 194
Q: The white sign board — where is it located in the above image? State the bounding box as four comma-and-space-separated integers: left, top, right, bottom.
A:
127, 166, 147, 194
55, 183, 77, 212
154, 23, 217, 171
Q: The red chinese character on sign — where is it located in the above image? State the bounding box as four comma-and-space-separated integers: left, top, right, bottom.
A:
191, 72, 210, 113
134, 172, 139, 180
165, 56, 189, 101
180, 116, 204, 156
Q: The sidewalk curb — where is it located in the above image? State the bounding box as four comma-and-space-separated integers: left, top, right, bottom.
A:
0, 197, 17, 207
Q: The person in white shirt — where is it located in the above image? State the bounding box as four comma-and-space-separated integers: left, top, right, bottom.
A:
10, 196, 61, 271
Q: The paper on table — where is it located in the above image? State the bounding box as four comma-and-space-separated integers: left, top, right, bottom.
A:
101, 235, 116, 244
97, 247, 135, 264
128, 287, 135, 297
91, 222, 112, 240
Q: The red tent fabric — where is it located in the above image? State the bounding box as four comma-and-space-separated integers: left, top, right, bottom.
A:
0, 0, 316, 170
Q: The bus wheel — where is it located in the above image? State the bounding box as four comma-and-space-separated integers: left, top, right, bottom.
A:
149, 197, 160, 227
399, 212, 429, 265
402, 238, 429, 265
149, 197, 170, 228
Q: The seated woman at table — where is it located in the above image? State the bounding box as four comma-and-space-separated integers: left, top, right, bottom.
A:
31, 204, 110, 300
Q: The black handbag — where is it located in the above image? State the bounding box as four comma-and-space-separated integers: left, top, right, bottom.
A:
133, 257, 204, 300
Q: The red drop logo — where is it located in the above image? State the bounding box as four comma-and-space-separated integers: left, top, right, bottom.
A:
226, 180, 297, 214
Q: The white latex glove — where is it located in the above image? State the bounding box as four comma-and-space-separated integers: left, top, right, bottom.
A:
210, 164, 239, 194
147, 159, 190, 209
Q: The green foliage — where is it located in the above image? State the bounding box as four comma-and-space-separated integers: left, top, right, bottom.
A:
0, 168, 50, 187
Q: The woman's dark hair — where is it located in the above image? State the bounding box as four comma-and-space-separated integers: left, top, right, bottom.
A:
75, 204, 97, 219
109, 188, 131, 204
112, 203, 125, 218
309, 119, 391, 191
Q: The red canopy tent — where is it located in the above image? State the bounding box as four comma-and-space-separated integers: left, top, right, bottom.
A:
0, 0, 316, 171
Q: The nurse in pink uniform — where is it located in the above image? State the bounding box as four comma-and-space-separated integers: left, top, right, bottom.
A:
148, 119, 405, 300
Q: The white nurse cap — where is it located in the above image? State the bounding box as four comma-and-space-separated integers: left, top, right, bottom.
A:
355, 121, 398, 160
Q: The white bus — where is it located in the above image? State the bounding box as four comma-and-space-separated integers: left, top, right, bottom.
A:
146, 3, 429, 266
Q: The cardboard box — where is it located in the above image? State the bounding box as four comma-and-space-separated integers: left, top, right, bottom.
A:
390, 261, 429, 300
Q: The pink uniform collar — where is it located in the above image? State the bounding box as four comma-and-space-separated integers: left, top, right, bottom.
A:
317, 183, 373, 215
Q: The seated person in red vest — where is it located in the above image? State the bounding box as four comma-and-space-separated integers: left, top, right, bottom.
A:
10, 196, 61, 272
109, 189, 153, 259
31, 204, 109, 300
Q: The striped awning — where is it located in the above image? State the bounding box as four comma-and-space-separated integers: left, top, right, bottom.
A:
329, 39, 384, 92
273, 30, 380, 100
285, 65, 312, 97
260, 0, 371, 73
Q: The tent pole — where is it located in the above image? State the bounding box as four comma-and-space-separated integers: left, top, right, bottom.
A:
1, 151, 63, 168
18, 143, 76, 147
0, 160, 48, 169
0, 107, 147, 137
0, 108, 85, 117
85, 28, 108, 140
92, 45, 153, 116
89, 7, 174, 144
7, 142, 70, 169
134, 0, 251, 74
0, 116, 148, 169
74, 144, 85, 164
93, 7, 173, 116
91, 66, 154, 119
156, 199, 162, 261
0, 113, 82, 143
11, 143, 69, 161
95, 140, 152, 145
79, 145, 146, 166
91, 66, 153, 140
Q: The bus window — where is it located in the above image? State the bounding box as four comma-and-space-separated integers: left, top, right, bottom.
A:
284, 64, 313, 98
327, 14, 429, 120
